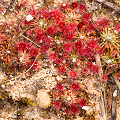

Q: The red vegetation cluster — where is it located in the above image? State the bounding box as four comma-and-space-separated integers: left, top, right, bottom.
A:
14, 41, 38, 70
94, 18, 110, 31
100, 75, 108, 82
52, 82, 87, 115
0, 1, 105, 77
114, 22, 120, 35
0, 0, 119, 118
115, 73, 120, 81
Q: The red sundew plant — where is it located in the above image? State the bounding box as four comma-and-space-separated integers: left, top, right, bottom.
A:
70, 83, 80, 90
68, 70, 77, 79
115, 73, 120, 81
56, 83, 64, 91
13, 41, 39, 71
100, 74, 108, 82
79, 3, 86, 13
71, 2, 79, 9
110, 50, 117, 58
58, 65, 66, 74
51, 82, 88, 117
114, 22, 120, 35
53, 100, 61, 109
82, 67, 89, 74
70, 105, 79, 114
63, 43, 72, 53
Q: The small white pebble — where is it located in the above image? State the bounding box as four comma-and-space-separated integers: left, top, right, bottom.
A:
37, 89, 51, 108
57, 76, 61, 81
82, 106, 89, 111
107, 59, 112, 64
113, 90, 117, 97
67, 96, 71, 101
44, 24, 47, 26
87, 32, 90, 35
59, 53, 62, 56
36, 3, 41, 7
72, 58, 76, 63
95, 7, 98, 9
1, 84, 5, 88
63, 3, 67, 6
2, 12, 4, 15
63, 60, 66, 64
6, 30, 9, 32
26, 14, 33, 22
80, 35, 84, 39
114, 30, 118, 34
6, 51, 10, 54
57, 40, 60, 44
54, 4, 57, 7
40, 40, 42, 43
114, 17, 117, 20
39, 22, 43, 26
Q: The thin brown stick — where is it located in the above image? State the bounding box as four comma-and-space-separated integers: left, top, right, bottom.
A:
95, 54, 107, 120
111, 83, 117, 120
92, 0, 120, 14
21, 35, 41, 48
5, 0, 16, 15
108, 85, 112, 112
12, 27, 30, 43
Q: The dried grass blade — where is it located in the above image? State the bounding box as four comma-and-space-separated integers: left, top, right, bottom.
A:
108, 86, 112, 112
95, 54, 107, 120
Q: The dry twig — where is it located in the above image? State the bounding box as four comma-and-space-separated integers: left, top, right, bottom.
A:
5, 0, 16, 15
21, 35, 41, 48
95, 54, 107, 120
91, 0, 120, 14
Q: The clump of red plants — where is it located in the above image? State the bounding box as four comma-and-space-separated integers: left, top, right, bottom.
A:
0, 0, 120, 119
14, 41, 39, 71
1, 1, 103, 76
50, 81, 88, 118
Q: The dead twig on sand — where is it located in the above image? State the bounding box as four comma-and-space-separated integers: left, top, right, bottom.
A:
5, 0, 16, 15
91, 0, 120, 14
95, 54, 107, 120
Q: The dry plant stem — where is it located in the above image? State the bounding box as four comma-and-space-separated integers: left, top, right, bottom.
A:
103, 83, 107, 117
21, 35, 41, 48
108, 86, 112, 112
5, 0, 16, 14
111, 97, 116, 120
12, 27, 31, 44
95, 54, 107, 120
49, 112, 64, 120
111, 84, 117, 120
91, 0, 120, 14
